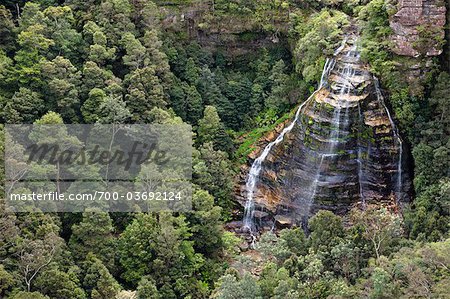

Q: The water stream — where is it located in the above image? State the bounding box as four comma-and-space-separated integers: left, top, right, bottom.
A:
243, 58, 338, 233
374, 77, 404, 202
357, 102, 366, 204
243, 37, 403, 235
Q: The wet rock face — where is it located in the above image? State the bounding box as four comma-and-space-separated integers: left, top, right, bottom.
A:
390, 0, 447, 57
238, 39, 412, 229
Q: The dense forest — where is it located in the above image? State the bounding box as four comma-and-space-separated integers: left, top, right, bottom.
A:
0, 0, 449, 298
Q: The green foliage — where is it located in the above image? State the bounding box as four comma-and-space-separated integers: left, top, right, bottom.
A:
136, 276, 160, 299
82, 253, 121, 299
351, 206, 403, 261
118, 212, 204, 297
293, 9, 349, 83
405, 180, 450, 241
10, 291, 50, 299
0, 1, 448, 298
1, 87, 44, 123
40, 56, 81, 121
184, 57, 200, 85
193, 143, 234, 217
35, 111, 64, 124
188, 189, 223, 256
265, 60, 290, 111
0, 264, 14, 296
211, 273, 262, 299
117, 213, 158, 284
34, 267, 86, 299
308, 210, 345, 253
197, 105, 233, 152
183, 83, 203, 125
0, 5, 16, 53
43, 6, 83, 62
81, 88, 107, 123
235, 107, 295, 163
69, 210, 116, 272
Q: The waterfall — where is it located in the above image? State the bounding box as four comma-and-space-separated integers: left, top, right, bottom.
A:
308, 40, 358, 208
243, 64, 330, 232
309, 155, 325, 202
243, 38, 348, 234
357, 102, 365, 204
241, 36, 406, 239
373, 77, 403, 202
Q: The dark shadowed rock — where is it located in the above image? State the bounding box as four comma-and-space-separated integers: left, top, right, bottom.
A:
274, 215, 293, 228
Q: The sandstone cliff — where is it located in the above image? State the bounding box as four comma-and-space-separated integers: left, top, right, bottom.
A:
158, 2, 286, 58
237, 38, 412, 230
390, 0, 447, 57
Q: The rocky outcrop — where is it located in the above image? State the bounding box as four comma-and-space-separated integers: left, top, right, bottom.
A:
158, 2, 284, 58
390, 0, 447, 57
237, 38, 412, 230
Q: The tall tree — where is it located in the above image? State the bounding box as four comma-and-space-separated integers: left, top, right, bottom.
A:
187, 189, 223, 256
121, 32, 167, 122
118, 212, 203, 297
265, 60, 290, 112
136, 276, 160, 299
184, 57, 200, 86
350, 206, 403, 261
34, 267, 86, 299
197, 105, 222, 145
211, 273, 262, 299
83, 21, 116, 67
18, 230, 64, 292
69, 209, 116, 272
1, 87, 44, 123
40, 56, 82, 122
142, 29, 171, 82
82, 253, 121, 299
183, 83, 203, 125
308, 210, 345, 254
97, 95, 131, 124
95, 0, 135, 48
14, 2, 54, 87
0, 5, 16, 53
43, 6, 83, 63
197, 105, 233, 152
81, 88, 107, 123
197, 66, 225, 106
81, 61, 122, 100
193, 143, 234, 216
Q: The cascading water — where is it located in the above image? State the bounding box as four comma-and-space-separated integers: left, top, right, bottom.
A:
241, 36, 408, 237
357, 102, 366, 204
310, 43, 357, 200
373, 77, 404, 202
242, 63, 329, 232
243, 47, 345, 234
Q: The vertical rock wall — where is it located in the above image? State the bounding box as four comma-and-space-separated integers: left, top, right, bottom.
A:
390, 0, 447, 57
237, 38, 412, 230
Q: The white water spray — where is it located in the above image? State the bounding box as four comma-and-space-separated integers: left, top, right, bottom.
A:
243, 62, 341, 233
243, 38, 348, 234
374, 77, 403, 202
357, 102, 365, 204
